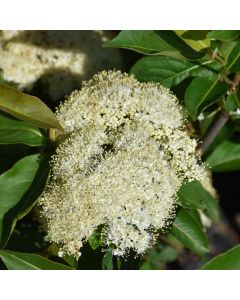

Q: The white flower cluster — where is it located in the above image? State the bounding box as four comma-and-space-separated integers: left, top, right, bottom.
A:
0, 31, 122, 101
39, 71, 209, 257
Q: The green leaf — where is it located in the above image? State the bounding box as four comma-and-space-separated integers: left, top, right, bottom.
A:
171, 208, 209, 254
148, 245, 177, 264
208, 30, 240, 41
88, 230, 102, 250
0, 250, 72, 270
184, 77, 229, 120
206, 140, 240, 172
175, 30, 210, 51
0, 84, 63, 130
140, 261, 159, 270
224, 93, 239, 113
226, 42, 240, 73
104, 30, 202, 60
0, 112, 46, 146
213, 40, 238, 62
0, 154, 49, 247
178, 181, 220, 222
102, 251, 113, 270
131, 56, 221, 87
202, 245, 240, 270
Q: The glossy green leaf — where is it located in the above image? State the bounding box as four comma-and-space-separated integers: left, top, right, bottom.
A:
0, 84, 63, 130
0, 154, 49, 247
226, 42, 240, 73
102, 251, 113, 270
171, 208, 209, 254
206, 140, 240, 171
104, 30, 202, 60
184, 77, 229, 120
175, 30, 210, 51
0, 250, 72, 270
0, 112, 46, 146
202, 245, 240, 270
208, 30, 240, 41
178, 181, 220, 222
131, 56, 220, 87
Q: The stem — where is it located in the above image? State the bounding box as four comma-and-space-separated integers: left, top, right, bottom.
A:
221, 73, 234, 85
231, 74, 240, 93
48, 128, 56, 142
198, 111, 229, 155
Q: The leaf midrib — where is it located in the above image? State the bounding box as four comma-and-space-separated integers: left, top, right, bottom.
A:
227, 43, 240, 71
164, 60, 215, 83
193, 77, 219, 119
173, 220, 208, 252
0, 252, 40, 270
208, 152, 240, 168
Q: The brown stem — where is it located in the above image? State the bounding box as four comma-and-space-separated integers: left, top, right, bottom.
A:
198, 111, 229, 155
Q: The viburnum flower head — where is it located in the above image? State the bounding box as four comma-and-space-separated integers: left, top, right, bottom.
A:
39, 70, 208, 258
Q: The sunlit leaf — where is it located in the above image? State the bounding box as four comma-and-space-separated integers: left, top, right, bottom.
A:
175, 30, 210, 51
0, 84, 63, 130
104, 30, 203, 60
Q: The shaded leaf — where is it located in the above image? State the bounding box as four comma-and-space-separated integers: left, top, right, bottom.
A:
205, 124, 234, 155
140, 261, 159, 270
104, 30, 202, 60
0, 84, 63, 130
226, 42, 240, 73
148, 245, 177, 264
102, 251, 113, 270
213, 40, 238, 62
88, 230, 102, 250
208, 30, 240, 41
0, 112, 46, 146
131, 56, 220, 87
202, 245, 240, 270
184, 77, 229, 120
178, 181, 220, 222
0, 154, 49, 247
206, 140, 240, 172
175, 30, 210, 51
0, 249, 72, 270
224, 93, 239, 113
171, 208, 209, 254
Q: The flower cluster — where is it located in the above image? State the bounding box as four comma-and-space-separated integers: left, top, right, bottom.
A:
0, 31, 122, 102
39, 71, 209, 257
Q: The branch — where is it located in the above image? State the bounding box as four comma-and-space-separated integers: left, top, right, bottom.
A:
198, 111, 229, 155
